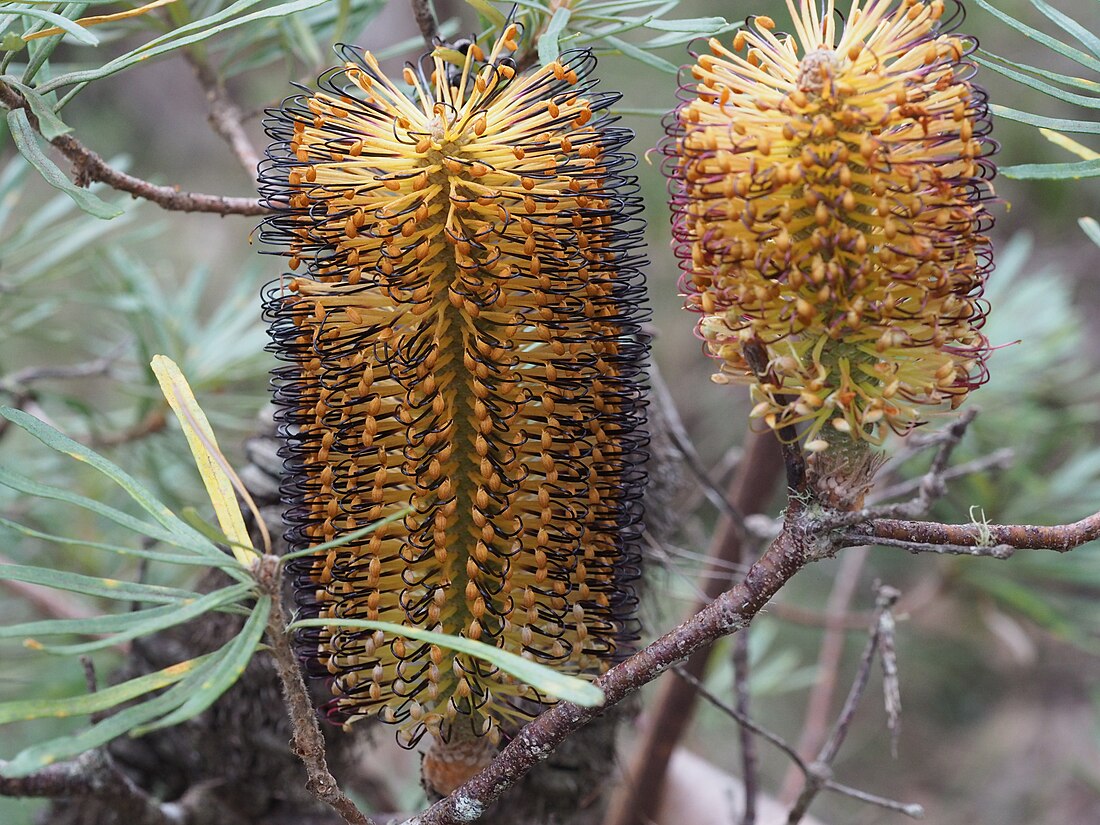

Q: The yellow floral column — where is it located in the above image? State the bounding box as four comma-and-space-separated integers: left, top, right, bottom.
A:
665, 0, 997, 453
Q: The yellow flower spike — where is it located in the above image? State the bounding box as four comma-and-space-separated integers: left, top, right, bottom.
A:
259, 29, 648, 748
664, 0, 996, 446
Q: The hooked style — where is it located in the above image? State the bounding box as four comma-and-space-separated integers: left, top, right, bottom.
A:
260, 26, 648, 747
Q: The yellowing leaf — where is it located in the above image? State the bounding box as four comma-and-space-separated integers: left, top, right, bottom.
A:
23, 0, 179, 41
1039, 128, 1100, 161
150, 355, 261, 566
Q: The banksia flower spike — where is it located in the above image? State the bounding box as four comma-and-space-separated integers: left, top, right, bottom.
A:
664, 0, 996, 450
259, 25, 648, 751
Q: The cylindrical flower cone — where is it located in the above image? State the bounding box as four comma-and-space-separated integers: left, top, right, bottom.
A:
259, 25, 648, 753
665, 0, 997, 451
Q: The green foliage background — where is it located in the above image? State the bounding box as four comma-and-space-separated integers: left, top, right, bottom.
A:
1, 1, 1099, 823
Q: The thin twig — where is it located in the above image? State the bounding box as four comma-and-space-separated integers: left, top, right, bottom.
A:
256, 555, 374, 825
0, 81, 266, 216
89, 408, 168, 449
650, 360, 746, 527
676, 443, 746, 520
879, 604, 902, 757
780, 547, 868, 802
185, 53, 262, 177
818, 586, 898, 766
732, 631, 758, 825
80, 655, 98, 695
823, 782, 923, 819
786, 585, 900, 825
80, 656, 117, 725
675, 667, 924, 820
410, 0, 439, 47
675, 666, 810, 777
867, 448, 1014, 506
847, 535, 1016, 559
0, 344, 126, 389
0, 347, 128, 441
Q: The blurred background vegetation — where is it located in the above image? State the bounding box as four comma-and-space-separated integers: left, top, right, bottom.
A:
1, 1, 1099, 823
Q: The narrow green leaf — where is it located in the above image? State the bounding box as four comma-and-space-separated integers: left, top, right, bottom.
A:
642, 29, 725, 49
585, 0, 673, 13
30, 583, 255, 655
0, 76, 70, 138
279, 506, 413, 563
600, 34, 677, 74
0, 406, 224, 558
0, 563, 201, 605
0, 651, 226, 777
285, 12, 322, 66
40, 0, 330, 93
4, 109, 121, 218
134, 595, 270, 733
0, 602, 197, 640
976, 53, 1100, 107
0, 465, 184, 547
643, 16, 731, 33
1029, 0, 1100, 61
574, 2, 674, 26
1002, 158, 1100, 179
574, 15, 658, 42
288, 618, 606, 707
332, 0, 352, 44
0, 7, 99, 46
986, 57, 1100, 94
971, 0, 1100, 72
990, 103, 1100, 135
537, 7, 571, 66
610, 106, 668, 117
4, 1, 155, 5
465, 0, 506, 28
0, 514, 244, 572
0, 656, 210, 725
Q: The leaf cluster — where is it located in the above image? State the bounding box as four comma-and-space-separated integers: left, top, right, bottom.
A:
971, 0, 1099, 179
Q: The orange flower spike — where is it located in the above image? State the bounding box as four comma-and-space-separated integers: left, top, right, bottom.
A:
259, 29, 648, 749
